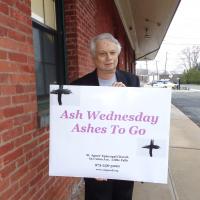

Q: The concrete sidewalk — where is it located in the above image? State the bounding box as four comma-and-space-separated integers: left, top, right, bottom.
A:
133, 105, 200, 200
72, 105, 200, 200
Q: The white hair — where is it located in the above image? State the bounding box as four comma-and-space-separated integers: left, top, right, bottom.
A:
90, 33, 122, 56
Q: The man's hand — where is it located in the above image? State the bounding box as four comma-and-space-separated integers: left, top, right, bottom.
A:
112, 82, 126, 87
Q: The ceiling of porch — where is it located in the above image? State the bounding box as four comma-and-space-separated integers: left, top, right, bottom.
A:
114, 0, 181, 60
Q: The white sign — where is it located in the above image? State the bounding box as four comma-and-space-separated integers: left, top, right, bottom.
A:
49, 85, 171, 183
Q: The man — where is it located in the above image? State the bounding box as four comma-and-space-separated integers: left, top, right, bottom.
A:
71, 33, 140, 200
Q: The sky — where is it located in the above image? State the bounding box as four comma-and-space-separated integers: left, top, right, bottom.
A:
137, 0, 200, 74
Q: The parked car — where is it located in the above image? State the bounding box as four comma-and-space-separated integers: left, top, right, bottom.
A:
152, 80, 177, 89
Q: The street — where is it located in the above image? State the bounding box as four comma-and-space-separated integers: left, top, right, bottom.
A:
172, 90, 200, 127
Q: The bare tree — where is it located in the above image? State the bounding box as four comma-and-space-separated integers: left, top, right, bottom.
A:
180, 46, 200, 70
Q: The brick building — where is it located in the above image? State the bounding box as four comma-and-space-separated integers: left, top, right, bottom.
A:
0, 0, 180, 199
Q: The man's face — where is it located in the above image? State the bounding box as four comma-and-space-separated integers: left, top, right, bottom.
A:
93, 39, 119, 74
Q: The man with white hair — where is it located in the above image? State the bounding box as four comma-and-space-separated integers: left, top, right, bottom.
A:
72, 33, 140, 200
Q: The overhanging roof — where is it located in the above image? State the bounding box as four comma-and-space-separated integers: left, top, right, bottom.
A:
114, 0, 181, 60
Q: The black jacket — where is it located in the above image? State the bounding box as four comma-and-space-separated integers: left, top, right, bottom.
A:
71, 69, 140, 87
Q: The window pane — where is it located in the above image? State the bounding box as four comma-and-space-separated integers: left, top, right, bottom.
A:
32, 28, 42, 62
44, 0, 57, 30
31, 0, 44, 23
35, 62, 45, 96
44, 64, 57, 93
43, 32, 56, 64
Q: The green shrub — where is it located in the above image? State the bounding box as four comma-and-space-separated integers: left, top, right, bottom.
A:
180, 68, 200, 84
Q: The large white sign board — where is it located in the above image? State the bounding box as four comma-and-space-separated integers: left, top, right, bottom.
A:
49, 85, 171, 183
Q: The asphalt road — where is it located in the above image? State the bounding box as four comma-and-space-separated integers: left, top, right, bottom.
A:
172, 91, 200, 127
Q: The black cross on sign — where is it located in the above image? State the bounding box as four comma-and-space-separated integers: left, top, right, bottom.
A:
142, 139, 160, 157
50, 85, 72, 105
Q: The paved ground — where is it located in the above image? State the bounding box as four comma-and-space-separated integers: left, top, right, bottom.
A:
71, 179, 84, 200
172, 91, 200, 127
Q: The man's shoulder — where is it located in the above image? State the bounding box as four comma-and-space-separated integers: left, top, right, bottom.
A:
117, 70, 140, 87
71, 70, 98, 86
117, 70, 137, 77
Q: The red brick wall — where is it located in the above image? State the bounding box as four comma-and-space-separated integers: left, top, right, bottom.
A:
95, 0, 115, 35
64, 0, 79, 82
64, 0, 96, 81
76, 0, 97, 77
0, 1, 77, 199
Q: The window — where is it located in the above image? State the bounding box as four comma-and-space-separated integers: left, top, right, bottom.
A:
33, 26, 57, 96
31, 0, 56, 30
31, 0, 66, 127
